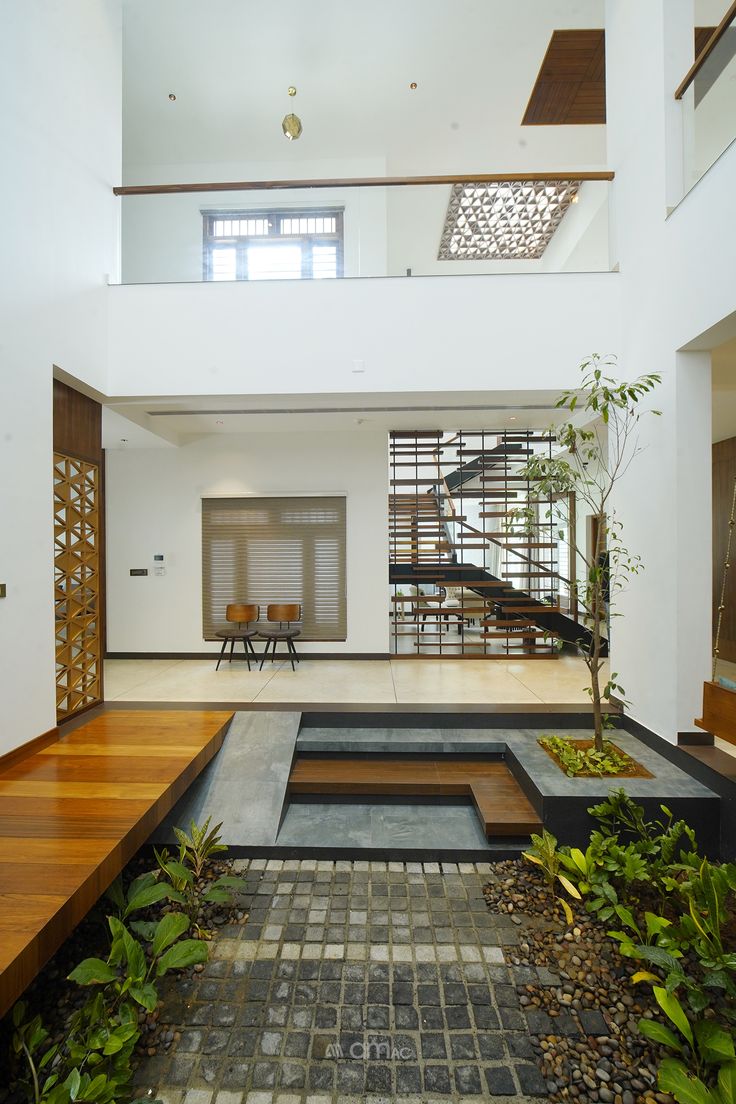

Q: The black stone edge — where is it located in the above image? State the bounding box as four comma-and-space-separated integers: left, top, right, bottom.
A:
164, 842, 529, 862
298, 709, 605, 726
677, 730, 715, 746
90, 701, 609, 719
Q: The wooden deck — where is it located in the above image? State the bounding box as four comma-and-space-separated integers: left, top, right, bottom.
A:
0, 710, 232, 1018
288, 757, 542, 838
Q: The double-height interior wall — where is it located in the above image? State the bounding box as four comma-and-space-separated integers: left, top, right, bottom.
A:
2, 0, 735, 754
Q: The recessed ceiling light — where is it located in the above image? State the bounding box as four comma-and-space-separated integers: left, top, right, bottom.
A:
508, 416, 517, 422
215, 419, 224, 425
409, 82, 418, 90
168, 93, 176, 101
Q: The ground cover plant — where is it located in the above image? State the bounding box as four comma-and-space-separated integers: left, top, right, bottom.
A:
539, 734, 651, 779
509, 791, 734, 1104
1, 821, 246, 1104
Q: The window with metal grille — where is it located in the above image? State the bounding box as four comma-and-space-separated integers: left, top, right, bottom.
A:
202, 208, 344, 281
202, 496, 347, 640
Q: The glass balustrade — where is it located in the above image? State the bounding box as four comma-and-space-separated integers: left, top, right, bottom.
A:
115, 178, 612, 285
680, 13, 736, 198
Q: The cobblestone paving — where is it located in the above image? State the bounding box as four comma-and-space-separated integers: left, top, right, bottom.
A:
136, 859, 548, 1103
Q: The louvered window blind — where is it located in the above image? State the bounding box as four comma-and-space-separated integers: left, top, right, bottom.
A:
202, 496, 347, 641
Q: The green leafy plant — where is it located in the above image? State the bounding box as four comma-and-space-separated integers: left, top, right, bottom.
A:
587, 790, 697, 906
174, 817, 228, 879
105, 869, 175, 922
9, 897, 206, 1101
507, 355, 661, 751
154, 817, 244, 938
637, 986, 736, 1103
8, 911, 197, 1103
523, 828, 582, 924
540, 733, 633, 777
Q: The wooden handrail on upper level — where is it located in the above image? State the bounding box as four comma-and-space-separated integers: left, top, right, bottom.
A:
675, 0, 736, 99
113, 171, 615, 197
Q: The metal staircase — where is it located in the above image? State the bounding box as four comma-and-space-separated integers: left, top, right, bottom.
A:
389, 429, 603, 658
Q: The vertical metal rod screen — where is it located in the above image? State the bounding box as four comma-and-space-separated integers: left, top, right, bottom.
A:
389, 430, 568, 658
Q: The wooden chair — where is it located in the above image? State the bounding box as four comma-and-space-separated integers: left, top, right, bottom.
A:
215, 603, 260, 671
258, 604, 302, 671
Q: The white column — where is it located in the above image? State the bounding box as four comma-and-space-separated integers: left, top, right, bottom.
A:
605, 1, 711, 741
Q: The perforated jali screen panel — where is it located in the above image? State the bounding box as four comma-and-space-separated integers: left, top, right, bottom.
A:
54, 453, 102, 719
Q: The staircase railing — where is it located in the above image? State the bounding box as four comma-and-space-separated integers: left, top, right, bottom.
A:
430, 485, 580, 622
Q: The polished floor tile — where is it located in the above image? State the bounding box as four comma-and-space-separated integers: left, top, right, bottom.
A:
104, 658, 183, 698
110, 659, 284, 702
390, 659, 542, 704
253, 660, 397, 703
104, 655, 599, 706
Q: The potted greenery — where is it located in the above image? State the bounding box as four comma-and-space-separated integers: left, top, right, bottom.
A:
508, 354, 661, 775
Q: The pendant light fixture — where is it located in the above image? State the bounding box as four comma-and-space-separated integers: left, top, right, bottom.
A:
282, 86, 303, 141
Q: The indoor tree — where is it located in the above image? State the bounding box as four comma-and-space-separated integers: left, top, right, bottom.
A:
507, 355, 661, 752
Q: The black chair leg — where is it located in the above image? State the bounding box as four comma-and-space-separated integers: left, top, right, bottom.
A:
241, 636, 251, 671
216, 637, 228, 671
287, 639, 299, 669
259, 638, 271, 670
247, 638, 258, 667
229, 638, 235, 664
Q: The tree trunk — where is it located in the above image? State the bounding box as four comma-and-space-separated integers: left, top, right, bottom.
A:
590, 511, 605, 752
590, 654, 604, 752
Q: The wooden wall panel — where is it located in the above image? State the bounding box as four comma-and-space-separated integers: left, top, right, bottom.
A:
53, 380, 102, 464
713, 437, 736, 664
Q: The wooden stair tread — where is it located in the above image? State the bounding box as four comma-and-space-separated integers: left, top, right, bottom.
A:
288, 757, 541, 839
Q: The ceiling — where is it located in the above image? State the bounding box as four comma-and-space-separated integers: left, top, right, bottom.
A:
102, 389, 581, 448
122, 0, 608, 179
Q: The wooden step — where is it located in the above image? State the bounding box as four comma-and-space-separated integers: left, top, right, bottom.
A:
288, 757, 541, 838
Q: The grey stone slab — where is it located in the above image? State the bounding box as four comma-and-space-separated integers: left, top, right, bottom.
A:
502, 728, 716, 799
276, 800, 496, 852
154, 711, 301, 847
297, 726, 507, 754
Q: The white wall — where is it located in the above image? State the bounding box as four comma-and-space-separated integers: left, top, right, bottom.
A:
0, 0, 121, 753
105, 431, 389, 655
604, 0, 718, 742
106, 271, 621, 397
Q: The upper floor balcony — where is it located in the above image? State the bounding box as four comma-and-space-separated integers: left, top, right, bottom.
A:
114, 173, 614, 287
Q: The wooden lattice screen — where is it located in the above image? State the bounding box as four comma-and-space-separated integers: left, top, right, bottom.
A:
54, 453, 101, 719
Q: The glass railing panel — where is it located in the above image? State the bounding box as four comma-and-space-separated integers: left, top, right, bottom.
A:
117, 178, 611, 284
680, 15, 736, 196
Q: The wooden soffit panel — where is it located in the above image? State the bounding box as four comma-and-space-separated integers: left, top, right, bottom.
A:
523, 28, 715, 126
522, 29, 606, 126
